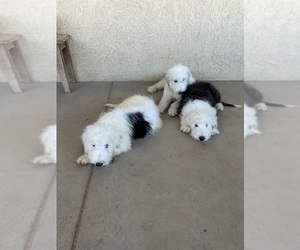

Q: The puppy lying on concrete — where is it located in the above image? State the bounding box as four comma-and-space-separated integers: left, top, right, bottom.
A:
77, 95, 162, 167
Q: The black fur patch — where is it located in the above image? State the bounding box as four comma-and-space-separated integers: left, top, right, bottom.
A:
126, 112, 152, 139
178, 81, 221, 114
244, 82, 264, 107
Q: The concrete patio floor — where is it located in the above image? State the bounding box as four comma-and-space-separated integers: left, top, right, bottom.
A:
57, 81, 243, 250
0, 83, 56, 250
1, 80, 298, 250
244, 82, 300, 250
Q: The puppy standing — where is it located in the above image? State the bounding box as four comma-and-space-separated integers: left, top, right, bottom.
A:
32, 124, 57, 165
77, 95, 162, 167
147, 64, 195, 116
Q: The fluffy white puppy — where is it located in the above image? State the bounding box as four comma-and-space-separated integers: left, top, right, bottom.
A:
178, 81, 241, 141
32, 124, 57, 165
147, 64, 195, 116
77, 95, 162, 167
180, 100, 220, 141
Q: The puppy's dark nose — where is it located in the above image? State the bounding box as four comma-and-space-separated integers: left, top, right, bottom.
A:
199, 136, 205, 141
95, 162, 103, 167
178, 91, 183, 94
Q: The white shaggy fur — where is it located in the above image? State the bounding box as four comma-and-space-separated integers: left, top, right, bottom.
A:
32, 125, 57, 165
244, 104, 260, 139
180, 100, 220, 141
147, 64, 195, 116
77, 95, 162, 166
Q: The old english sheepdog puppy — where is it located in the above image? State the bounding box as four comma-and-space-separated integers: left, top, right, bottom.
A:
244, 83, 296, 139
178, 81, 241, 142
76, 95, 162, 167
147, 64, 195, 116
32, 124, 57, 165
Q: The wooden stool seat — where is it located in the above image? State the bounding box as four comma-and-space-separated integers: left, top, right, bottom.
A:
57, 34, 76, 93
57, 34, 70, 45
0, 34, 22, 44
0, 34, 31, 93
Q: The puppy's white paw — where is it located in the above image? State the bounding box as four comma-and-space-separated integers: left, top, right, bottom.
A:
147, 86, 158, 94
32, 155, 54, 165
76, 155, 89, 165
180, 124, 191, 133
255, 103, 268, 111
212, 127, 220, 135
248, 125, 261, 134
245, 127, 261, 138
158, 105, 166, 113
167, 108, 178, 117
216, 103, 224, 111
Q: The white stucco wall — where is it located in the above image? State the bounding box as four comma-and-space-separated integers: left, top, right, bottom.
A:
0, 0, 56, 82
2, 1, 298, 82
245, 0, 300, 80
57, 0, 243, 81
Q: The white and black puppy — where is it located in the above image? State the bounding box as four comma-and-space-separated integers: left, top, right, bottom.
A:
244, 83, 296, 138
178, 81, 241, 141
77, 95, 162, 167
147, 64, 195, 116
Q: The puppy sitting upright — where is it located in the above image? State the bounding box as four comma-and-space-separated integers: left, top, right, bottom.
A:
147, 64, 195, 116
178, 81, 241, 142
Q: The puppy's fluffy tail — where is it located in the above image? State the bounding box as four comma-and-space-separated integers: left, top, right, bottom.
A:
222, 102, 242, 108
105, 103, 118, 109
264, 102, 297, 108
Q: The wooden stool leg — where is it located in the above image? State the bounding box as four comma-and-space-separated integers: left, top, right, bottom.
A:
0, 45, 22, 93
63, 41, 76, 83
10, 41, 30, 83
57, 45, 71, 93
